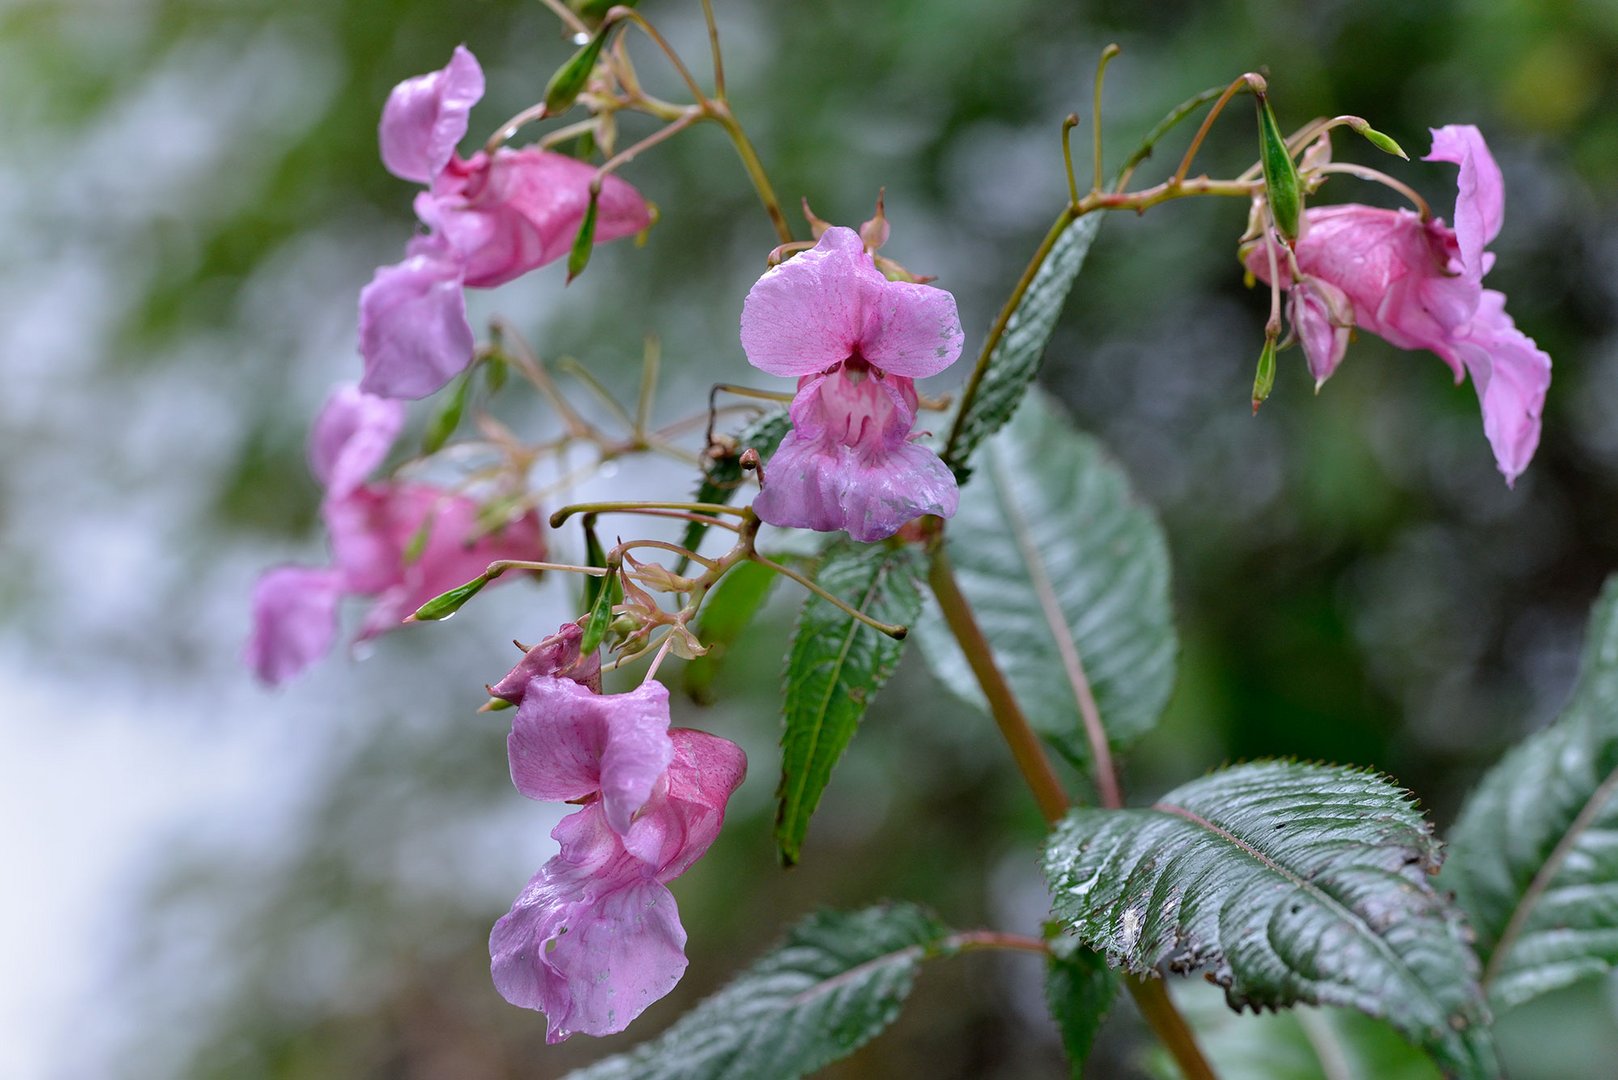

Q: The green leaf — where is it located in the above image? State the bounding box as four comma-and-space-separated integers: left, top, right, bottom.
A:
915, 390, 1176, 769
565, 903, 951, 1080
1044, 760, 1498, 1079
686, 561, 777, 704
776, 542, 922, 865
1046, 937, 1116, 1077
943, 209, 1101, 477
678, 408, 790, 564
1144, 983, 1440, 1080
1447, 576, 1618, 1012
421, 370, 472, 455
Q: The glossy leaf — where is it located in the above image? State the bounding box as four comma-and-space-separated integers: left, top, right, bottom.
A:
915, 390, 1175, 769
1447, 576, 1618, 1011
777, 542, 922, 865
943, 209, 1101, 477
1044, 760, 1497, 1079
565, 904, 950, 1080
1046, 937, 1116, 1077
685, 560, 777, 704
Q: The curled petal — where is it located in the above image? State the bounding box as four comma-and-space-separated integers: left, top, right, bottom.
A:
489, 806, 687, 1042
740, 227, 887, 377
308, 384, 404, 498
1439, 289, 1552, 485
379, 44, 485, 184
246, 566, 343, 685
1289, 279, 1352, 387
490, 622, 602, 703
1426, 125, 1504, 283
620, 728, 747, 879
357, 252, 475, 400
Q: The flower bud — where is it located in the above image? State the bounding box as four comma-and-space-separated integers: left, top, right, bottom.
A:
544, 26, 609, 116
1255, 92, 1303, 242
411, 571, 492, 621
1251, 334, 1278, 413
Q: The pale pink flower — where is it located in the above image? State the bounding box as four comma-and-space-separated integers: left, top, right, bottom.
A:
1247, 125, 1551, 483
740, 226, 964, 540
247, 384, 546, 685
360, 48, 653, 401
490, 679, 745, 1041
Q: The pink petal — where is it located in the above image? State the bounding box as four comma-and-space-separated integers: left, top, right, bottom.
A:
507, 679, 673, 836
324, 486, 405, 596
857, 278, 964, 378
621, 728, 747, 880
307, 384, 404, 498
1439, 289, 1551, 485
378, 45, 485, 185
754, 370, 957, 541
489, 806, 687, 1041
423, 149, 651, 289
1289, 279, 1351, 387
245, 566, 343, 685
489, 622, 602, 703
357, 251, 474, 400
1426, 125, 1504, 283
740, 227, 887, 377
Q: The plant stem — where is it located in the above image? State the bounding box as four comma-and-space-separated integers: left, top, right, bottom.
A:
709, 103, 794, 244
926, 543, 1219, 1080
926, 546, 1070, 822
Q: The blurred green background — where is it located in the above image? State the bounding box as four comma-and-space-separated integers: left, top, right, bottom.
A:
6, 0, 1618, 1076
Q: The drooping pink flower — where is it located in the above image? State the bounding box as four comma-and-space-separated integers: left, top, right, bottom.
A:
359, 48, 653, 401
247, 384, 546, 685
1246, 125, 1551, 484
489, 678, 745, 1042
740, 226, 964, 541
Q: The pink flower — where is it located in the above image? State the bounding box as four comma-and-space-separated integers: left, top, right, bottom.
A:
1247, 125, 1551, 484
740, 226, 964, 540
490, 679, 746, 1042
360, 48, 653, 401
247, 384, 546, 685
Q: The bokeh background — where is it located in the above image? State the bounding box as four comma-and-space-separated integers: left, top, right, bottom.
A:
7, 0, 1618, 1076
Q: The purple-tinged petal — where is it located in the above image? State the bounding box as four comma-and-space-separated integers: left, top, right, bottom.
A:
740, 227, 887, 377
620, 728, 747, 878
490, 622, 602, 702
358, 252, 474, 400
507, 679, 673, 835
1289, 279, 1352, 387
324, 486, 404, 596
424, 149, 651, 289
1439, 289, 1551, 485
246, 566, 343, 685
1426, 125, 1504, 282
379, 45, 485, 185
858, 279, 964, 379
308, 384, 404, 498
489, 805, 687, 1042
508, 677, 609, 803
755, 369, 956, 541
